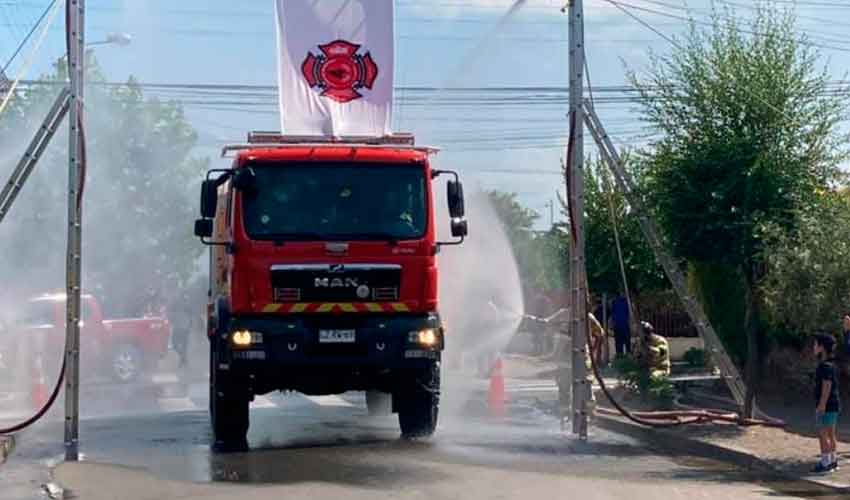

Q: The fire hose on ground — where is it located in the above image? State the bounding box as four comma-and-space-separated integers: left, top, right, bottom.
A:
513, 309, 784, 428
584, 311, 785, 428
0, 357, 65, 435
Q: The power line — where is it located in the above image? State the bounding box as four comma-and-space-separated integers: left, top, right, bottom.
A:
596, 0, 850, 53
640, 0, 850, 46
0, 0, 57, 77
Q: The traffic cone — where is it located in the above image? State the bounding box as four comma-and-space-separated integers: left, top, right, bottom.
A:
30, 356, 48, 410
488, 357, 506, 418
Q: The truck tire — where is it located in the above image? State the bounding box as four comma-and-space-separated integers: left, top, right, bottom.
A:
209, 344, 249, 451
397, 362, 440, 439
111, 343, 143, 383
366, 390, 392, 416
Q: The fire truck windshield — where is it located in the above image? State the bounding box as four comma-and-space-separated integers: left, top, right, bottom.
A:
242, 162, 427, 242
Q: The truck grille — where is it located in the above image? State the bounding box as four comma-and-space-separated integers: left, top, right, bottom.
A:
273, 288, 301, 302
371, 287, 399, 301
271, 264, 402, 303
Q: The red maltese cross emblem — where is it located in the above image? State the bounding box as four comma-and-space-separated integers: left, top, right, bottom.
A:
301, 40, 379, 104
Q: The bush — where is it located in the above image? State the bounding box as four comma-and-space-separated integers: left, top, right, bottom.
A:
613, 356, 675, 408
683, 347, 706, 368
647, 375, 675, 409
613, 356, 642, 392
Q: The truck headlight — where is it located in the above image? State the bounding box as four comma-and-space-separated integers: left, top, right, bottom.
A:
231, 330, 263, 348
408, 328, 440, 348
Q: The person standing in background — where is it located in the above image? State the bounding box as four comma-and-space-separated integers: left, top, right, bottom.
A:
611, 294, 631, 357
168, 292, 192, 369
812, 333, 841, 473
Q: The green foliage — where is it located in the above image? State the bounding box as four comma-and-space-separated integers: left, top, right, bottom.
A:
613, 356, 642, 392
583, 158, 667, 295
760, 191, 850, 339
0, 58, 208, 314
486, 191, 539, 242
683, 347, 707, 368
647, 375, 675, 408
613, 356, 674, 407
634, 3, 847, 271
486, 190, 566, 293
688, 261, 748, 363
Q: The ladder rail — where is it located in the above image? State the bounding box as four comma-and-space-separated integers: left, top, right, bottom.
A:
582, 100, 747, 410
0, 88, 70, 224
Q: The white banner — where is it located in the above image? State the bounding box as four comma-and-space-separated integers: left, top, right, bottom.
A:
275, 0, 394, 137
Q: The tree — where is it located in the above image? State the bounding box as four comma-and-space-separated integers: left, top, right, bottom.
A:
0, 58, 209, 315
631, 3, 848, 415
583, 158, 666, 297
760, 190, 850, 340
486, 190, 566, 296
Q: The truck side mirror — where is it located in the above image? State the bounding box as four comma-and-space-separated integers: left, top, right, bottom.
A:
450, 218, 468, 238
200, 180, 218, 219
194, 218, 213, 238
447, 180, 465, 219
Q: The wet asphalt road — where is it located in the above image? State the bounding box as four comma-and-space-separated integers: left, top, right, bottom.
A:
0, 374, 838, 500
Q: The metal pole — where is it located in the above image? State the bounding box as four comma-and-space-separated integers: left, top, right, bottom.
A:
566, 0, 588, 440
65, 0, 84, 462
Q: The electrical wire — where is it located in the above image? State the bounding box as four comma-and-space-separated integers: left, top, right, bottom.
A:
0, 0, 58, 78
0, 0, 62, 117
599, 0, 831, 131
599, 0, 850, 52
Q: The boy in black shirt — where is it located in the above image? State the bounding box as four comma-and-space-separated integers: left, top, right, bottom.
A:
813, 333, 841, 473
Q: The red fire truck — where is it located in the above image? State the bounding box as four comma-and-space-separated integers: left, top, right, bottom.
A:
194, 133, 467, 448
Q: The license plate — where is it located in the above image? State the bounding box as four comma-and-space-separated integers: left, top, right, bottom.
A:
318, 329, 356, 344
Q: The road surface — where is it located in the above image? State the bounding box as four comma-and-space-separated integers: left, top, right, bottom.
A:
0, 372, 836, 500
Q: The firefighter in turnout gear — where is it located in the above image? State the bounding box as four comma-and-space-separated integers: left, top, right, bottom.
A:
640, 321, 671, 378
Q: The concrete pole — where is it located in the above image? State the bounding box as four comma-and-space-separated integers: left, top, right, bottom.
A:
566, 0, 588, 440
65, 0, 85, 462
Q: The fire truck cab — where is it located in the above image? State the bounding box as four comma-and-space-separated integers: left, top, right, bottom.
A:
194, 132, 467, 449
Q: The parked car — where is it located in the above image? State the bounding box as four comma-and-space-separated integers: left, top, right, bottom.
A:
16, 293, 171, 383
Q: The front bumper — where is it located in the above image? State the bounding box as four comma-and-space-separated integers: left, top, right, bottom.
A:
220, 313, 443, 369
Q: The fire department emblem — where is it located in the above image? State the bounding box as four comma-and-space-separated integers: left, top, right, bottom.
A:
301, 40, 379, 104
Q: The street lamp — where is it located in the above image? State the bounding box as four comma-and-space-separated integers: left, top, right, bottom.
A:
86, 32, 132, 48
56, 32, 132, 67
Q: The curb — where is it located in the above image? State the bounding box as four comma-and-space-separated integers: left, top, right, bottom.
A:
595, 414, 850, 494
0, 435, 15, 465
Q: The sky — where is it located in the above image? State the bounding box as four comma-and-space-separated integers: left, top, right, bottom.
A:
2, 0, 850, 230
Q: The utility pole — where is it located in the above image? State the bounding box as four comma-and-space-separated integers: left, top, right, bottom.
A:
564, 0, 588, 440
65, 0, 85, 462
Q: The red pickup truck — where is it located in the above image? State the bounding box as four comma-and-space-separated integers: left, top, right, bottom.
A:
18, 293, 171, 382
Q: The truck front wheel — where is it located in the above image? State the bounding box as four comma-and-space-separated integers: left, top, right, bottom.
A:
396, 362, 440, 439
110, 343, 143, 383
